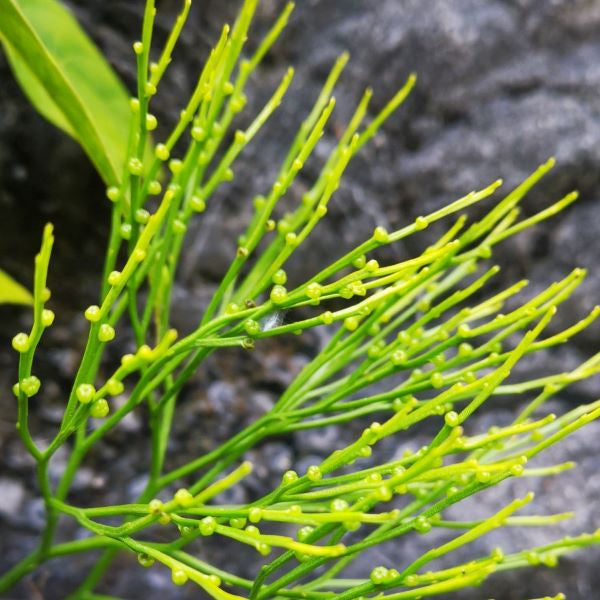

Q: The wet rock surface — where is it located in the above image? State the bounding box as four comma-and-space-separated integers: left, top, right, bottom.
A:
1, 0, 599, 598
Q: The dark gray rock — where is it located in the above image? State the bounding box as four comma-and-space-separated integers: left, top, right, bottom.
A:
0, 478, 25, 519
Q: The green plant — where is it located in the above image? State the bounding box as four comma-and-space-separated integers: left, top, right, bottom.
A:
0, 268, 32, 305
1, 0, 599, 598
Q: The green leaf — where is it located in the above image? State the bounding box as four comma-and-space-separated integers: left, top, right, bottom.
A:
0, 0, 134, 185
0, 269, 33, 305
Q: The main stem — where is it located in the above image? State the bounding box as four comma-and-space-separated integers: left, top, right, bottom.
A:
0, 457, 84, 593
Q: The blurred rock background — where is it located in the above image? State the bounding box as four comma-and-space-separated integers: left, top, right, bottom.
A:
1, 0, 599, 598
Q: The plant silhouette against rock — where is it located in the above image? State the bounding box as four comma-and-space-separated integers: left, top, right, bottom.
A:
1, 1, 599, 599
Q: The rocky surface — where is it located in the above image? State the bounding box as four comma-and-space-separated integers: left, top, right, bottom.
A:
1, 0, 599, 598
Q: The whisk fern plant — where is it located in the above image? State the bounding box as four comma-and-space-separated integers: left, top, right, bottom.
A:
1, 0, 599, 598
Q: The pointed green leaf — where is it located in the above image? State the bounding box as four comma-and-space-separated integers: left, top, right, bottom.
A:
2, 40, 77, 138
0, 269, 33, 305
0, 0, 135, 185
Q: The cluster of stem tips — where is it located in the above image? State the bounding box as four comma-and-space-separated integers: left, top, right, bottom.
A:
3, 0, 600, 598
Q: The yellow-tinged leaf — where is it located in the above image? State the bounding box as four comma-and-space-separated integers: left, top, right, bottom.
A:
0, 0, 151, 184
0, 269, 33, 305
